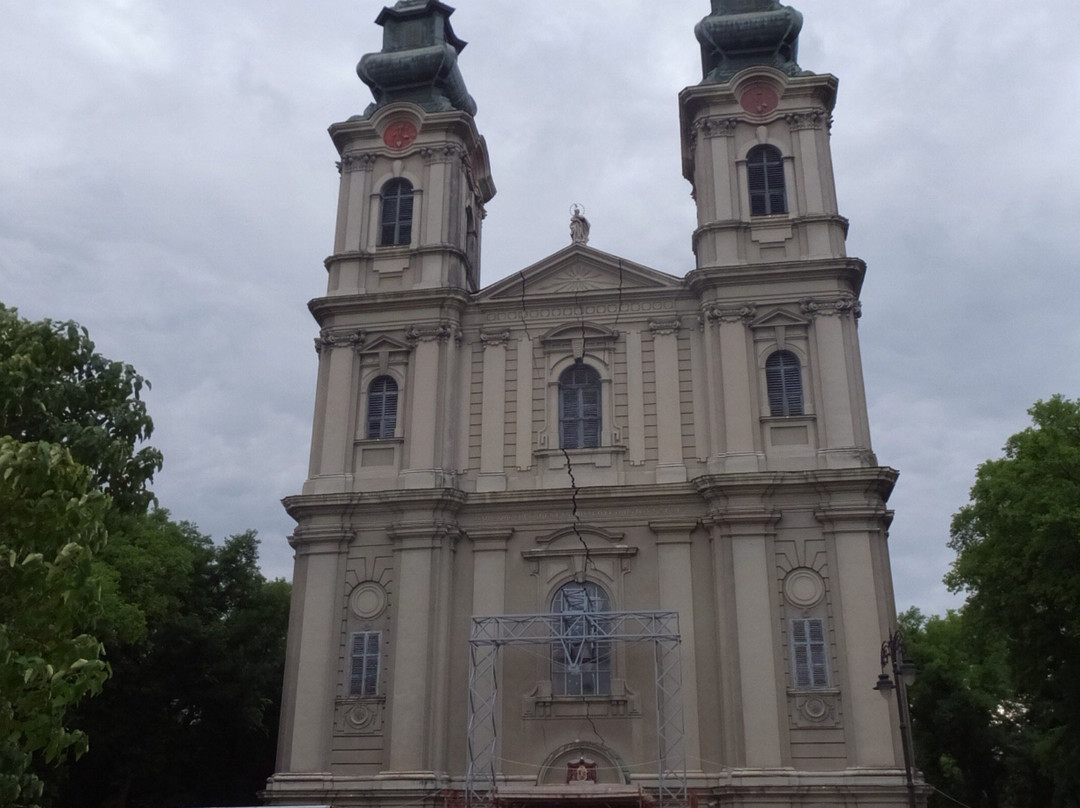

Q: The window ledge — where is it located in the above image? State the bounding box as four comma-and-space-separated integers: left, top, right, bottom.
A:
524, 680, 640, 719
355, 437, 405, 446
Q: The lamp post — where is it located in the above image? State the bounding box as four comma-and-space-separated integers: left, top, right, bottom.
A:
873, 629, 918, 808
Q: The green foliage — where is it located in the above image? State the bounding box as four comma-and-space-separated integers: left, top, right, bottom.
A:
0, 304, 162, 513
901, 608, 1051, 808
944, 395, 1080, 805
0, 438, 110, 808
56, 521, 290, 808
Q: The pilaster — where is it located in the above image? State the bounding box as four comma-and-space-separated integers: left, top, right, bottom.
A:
276, 528, 350, 774
706, 304, 762, 473
478, 330, 509, 491
650, 519, 703, 771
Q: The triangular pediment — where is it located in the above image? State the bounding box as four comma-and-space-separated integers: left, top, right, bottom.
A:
751, 308, 811, 329
479, 244, 681, 301
359, 334, 412, 353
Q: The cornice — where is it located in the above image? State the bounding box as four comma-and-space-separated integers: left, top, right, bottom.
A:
282, 488, 467, 522
324, 242, 470, 272
685, 257, 866, 298
308, 288, 470, 323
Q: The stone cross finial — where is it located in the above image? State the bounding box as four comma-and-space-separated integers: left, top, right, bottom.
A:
570, 204, 590, 245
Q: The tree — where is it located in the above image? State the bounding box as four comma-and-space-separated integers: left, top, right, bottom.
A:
948, 396, 1080, 805
0, 304, 162, 513
0, 438, 110, 808
56, 522, 290, 808
901, 608, 1051, 808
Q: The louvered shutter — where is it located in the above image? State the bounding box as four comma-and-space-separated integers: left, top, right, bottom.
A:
791, 618, 829, 689
747, 145, 788, 216
366, 376, 398, 439
380, 180, 414, 246
349, 630, 381, 697
558, 365, 602, 450
766, 351, 803, 416
581, 385, 601, 448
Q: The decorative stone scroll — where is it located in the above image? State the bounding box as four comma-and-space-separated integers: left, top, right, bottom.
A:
421, 144, 468, 166
339, 152, 378, 174
649, 318, 682, 337
704, 303, 757, 325
407, 322, 462, 345
799, 295, 861, 319
785, 111, 828, 132
479, 329, 511, 349
315, 328, 367, 353
694, 116, 739, 140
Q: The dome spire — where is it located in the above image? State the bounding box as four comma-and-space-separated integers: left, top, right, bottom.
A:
357, 1, 477, 117
695, 0, 808, 84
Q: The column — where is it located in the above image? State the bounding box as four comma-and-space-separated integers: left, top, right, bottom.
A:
709, 305, 761, 473
626, 329, 646, 465
716, 512, 784, 768
402, 323, 452, 488
478, 330, 509, 492
386, 523, 453, 774
651, 319, 687, 482
311, 333, 362, 490
821, 511, 897, 767
802, 297, 860, 463
515, 335, 534, 470
276, 529, 348, 773
650, 519, 702, 771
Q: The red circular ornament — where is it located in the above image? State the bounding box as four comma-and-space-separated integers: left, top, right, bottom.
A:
383, 120, 418, 150
739, 83, 779, 116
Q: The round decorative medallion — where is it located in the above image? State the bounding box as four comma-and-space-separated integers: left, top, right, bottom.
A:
383, 120, 418, 150
784, 568, 825, 608
347, 703, 378, 730
739, 82, 779, 116
349, 581, 388, 620
801, 696, 828, 721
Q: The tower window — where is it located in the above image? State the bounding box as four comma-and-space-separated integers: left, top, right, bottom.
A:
379, 178, 414, 246
559, 364, 601, 449
366, 375, 398, 439
349, 630, 381, 697
747, 145, 787, 216
790, 618, 830, 689
552, 581, 611, 697
766, 350, 803, 416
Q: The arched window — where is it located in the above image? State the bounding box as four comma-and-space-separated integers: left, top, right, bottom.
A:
366, 375, 398, 439
551, 581, 611, 696
559, 364, 601, 449
379, 178, 414, 246
747, 145, 787, 216
765, 350, 803, 416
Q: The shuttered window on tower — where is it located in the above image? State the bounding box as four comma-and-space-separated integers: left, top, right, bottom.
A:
366, 375, 398, 439
766, 350, 803, 417
349, 630, 382, 697
747, 145, 788, 216
379, 178, 414, 246
559, 364, 602, 449
790, 618, 830, 689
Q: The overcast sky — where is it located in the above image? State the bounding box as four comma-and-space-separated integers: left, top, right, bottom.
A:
3, 0, 1079, 616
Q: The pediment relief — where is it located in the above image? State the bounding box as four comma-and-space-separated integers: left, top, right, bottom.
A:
751, 308, 811, 329
357, 334, 412, 354
535, 524, 626, 547
540, 321, 619, 345
478, 246, 680, 302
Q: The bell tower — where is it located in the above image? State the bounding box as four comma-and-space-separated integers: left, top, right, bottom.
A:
327, 0, 495, 297
680, 0, 873, 471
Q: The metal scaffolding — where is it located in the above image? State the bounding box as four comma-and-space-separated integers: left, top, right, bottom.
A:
465, 610, 687, 808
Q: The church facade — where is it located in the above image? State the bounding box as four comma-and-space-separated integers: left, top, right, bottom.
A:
266, 2, 921, 806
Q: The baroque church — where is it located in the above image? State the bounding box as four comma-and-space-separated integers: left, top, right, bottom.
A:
267, 1, 922, 806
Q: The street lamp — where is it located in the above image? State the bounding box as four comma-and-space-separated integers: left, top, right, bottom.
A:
874, 629, 918, 808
